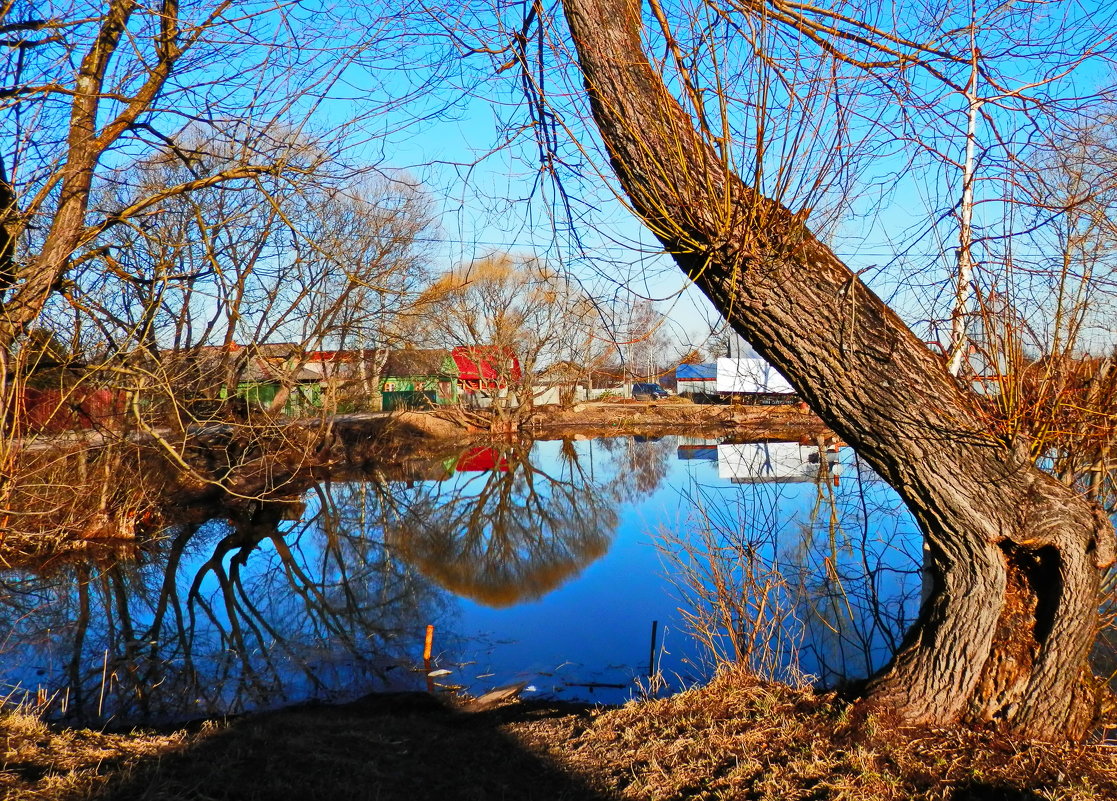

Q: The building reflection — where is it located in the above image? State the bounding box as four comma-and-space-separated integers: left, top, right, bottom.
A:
676, 437, 842, 484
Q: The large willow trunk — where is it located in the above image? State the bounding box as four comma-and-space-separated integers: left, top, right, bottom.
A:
561, 0, 1115, 739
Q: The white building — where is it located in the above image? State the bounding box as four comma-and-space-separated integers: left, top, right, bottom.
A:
715, 357, 795, 395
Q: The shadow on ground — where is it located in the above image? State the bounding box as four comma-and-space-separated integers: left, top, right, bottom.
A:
90, 693, 610, 801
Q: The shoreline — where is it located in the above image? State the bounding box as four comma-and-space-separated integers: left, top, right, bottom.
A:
4, 667, 1116, 800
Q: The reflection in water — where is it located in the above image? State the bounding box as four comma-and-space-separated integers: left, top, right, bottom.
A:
384, 441, 623, 607
0, 491, 447, 724
665, 438, 921, 686
0, 434, 921, 723
0, 439, 637, 723
717, 441, 841, 483
595, 435, 674, 500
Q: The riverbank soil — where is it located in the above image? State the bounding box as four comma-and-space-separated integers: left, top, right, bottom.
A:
331, 398, 836, 443
4, 668, 1117, 800
524, 398, 835, 441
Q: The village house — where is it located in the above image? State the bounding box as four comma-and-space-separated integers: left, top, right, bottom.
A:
379, 349, 459, 410
451, 346, 523, 408
176, 342, 604, 414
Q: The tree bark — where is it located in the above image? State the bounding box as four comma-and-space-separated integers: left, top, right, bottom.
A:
561, 0, 1115, 739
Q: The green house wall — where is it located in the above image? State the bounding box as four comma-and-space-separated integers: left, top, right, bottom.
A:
379, 357, 459, 408
232, 381, 320, 416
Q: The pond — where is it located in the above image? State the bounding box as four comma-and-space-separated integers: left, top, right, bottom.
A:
0, 435, 925, 726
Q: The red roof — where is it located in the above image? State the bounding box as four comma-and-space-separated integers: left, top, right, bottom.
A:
304, 350, 354, 362
451, 346, 522, 383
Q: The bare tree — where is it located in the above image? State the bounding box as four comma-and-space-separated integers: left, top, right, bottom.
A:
1023, 121, 1117, 360
549, 0, 1115, 739
68, 144, 436, 422
612, 297, 678, 386
0, 0, 440, 357
412, 253, 610, 411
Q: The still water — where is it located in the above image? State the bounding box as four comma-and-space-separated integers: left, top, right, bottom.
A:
0, 435, 924, 725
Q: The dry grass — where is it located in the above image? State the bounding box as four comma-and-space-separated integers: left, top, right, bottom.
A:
5, 671, 1117, 800
0, 706, 195, 799
0, 694, 604, 801
515, 668, 1117, 801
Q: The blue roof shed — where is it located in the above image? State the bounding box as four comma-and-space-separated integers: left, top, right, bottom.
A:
676, 363, 717, 380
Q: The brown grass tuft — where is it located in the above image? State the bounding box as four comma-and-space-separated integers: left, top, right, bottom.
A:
510, 667, 1117, 800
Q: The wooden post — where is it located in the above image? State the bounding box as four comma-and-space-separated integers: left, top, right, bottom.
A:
423, 624, 435, 693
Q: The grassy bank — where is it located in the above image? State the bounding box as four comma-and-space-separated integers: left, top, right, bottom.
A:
5, 668, 1117, 800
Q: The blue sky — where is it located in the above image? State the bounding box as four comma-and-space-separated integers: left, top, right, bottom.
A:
14, 0, 1117, 353
245, 0, 1117, 354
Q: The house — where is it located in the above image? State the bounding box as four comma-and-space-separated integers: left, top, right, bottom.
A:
221, 345, 386, 415
676, 363, 718, 400
200, 342, 530, 414
283, 349, 375, 411
379, 349, 458, 411
716, 357, 796, 402
221, 344, 456, 413
234, 354, 321, 416
531, 360, 592, 406
452, 346, 522, 408
13, 386, 127, 433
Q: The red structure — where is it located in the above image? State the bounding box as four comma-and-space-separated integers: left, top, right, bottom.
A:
451, 346, 522, 391
454, 445, 510, 472
14, 387, 128, 433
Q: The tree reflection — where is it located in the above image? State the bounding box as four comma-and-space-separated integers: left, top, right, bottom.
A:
0, 487, 446, 725
0, 435, 672, 723
789, 455, 923, 685
382, 441, 625, 607
594, 436, 673, 500
663, 442, 923, 686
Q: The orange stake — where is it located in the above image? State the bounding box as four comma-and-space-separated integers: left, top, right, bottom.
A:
423, 624, 435, 662
423, 624, 436, 693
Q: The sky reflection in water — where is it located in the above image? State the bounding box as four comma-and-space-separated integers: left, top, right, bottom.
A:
0, 435, 923, 725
